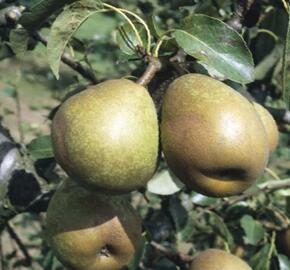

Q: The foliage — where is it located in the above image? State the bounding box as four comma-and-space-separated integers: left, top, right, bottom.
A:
0, 0, 289, 269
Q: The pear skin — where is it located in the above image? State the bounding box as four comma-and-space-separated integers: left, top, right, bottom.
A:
51, 79, 159, 194
190, 249, 252, 270
161, 74, 269, 197
46, 180, 142, 270
253, 102, 279, 154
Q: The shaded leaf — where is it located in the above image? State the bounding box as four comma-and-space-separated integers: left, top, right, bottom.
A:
47, 0, 102, 79
168, 196, 188, 231
115, 22, 147, 56
127, 234, 146, 270
173, 14, 254, 83
26, 135, 54, 159
9, 28, 30, 56
206, 211, 234, 247
282, 8, 290, 108
240, 215, 265, 245
250, 244, 271, 270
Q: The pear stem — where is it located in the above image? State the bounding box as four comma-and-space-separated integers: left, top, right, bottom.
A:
137, 56, 162, 86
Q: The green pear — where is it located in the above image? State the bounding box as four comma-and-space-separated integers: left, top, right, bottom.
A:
51, 79, 159, 194
189, 249, 252, 270
253, 102, 279, 154
161, 74, 269, 197
45, 180, 142, 270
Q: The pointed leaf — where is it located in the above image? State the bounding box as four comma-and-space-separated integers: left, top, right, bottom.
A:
47, 0, 102, 79
240, 215, 265, 245
115, 22, 147, 56
9, 28, 30, 56
26, 135, 54, 159
173, 14, 254, 83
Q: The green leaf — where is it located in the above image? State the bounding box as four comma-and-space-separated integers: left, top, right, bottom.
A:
168, 196, 188, 231
250, 244, 271, 270
240, 215, 265, 245
0, 43, 13, 61
206, 211, 234, 247
277, 254, 290, 270
255, 44, 284, 80
47, 0, 102, 79
9, 28, 30, 56
127, 234, 146, 270
147, 169, 184, 195
282, 8, 290, 108
3, 86, 17, 98
148, 15, 165, 38
115, 22, 147, 56
26, 135, 54, 159
173, 14, 254, 83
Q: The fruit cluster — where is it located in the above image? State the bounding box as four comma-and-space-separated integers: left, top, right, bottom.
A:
46, 74, 279, 270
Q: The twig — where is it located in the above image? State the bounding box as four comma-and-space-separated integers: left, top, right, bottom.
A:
15, 89, 24, 144
137, 56, 162, 86
6, 222, 32, 266
227, 0, 256, 31
150, 241, 193, 264
33, 32, 99, 84
198, 178, 290, 214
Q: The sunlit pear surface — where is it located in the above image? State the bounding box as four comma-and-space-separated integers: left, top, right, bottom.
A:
51, 79, 159, 194
161, 74, 269, 197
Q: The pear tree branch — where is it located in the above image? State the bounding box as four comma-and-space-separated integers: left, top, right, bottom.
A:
137, 56, 162, 86
150, 241, 193, 264
200, 179, 290, 213
33, 32, 99, 84
6, 222, 32, 266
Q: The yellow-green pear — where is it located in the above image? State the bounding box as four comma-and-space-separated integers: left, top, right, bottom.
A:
161, 74, 269, 197
51, 79, 159, 194
189, 249, 252, 270
46, 180, 142, 270
253, 102, 279, 154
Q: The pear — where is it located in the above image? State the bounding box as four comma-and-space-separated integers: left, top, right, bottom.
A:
161, 74, 269, 197
253, 102, 279, 154
45, 180, 142, 270
51, 79, 159, 194
276, 227, 290, 258
189, 249, 252, 270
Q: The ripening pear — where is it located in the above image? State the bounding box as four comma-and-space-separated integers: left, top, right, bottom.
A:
276, 227, 290, 258
51, 79, 159, 194
46, 180, 142, 270
161, 74, 269, 197
189, 249, 252, 270
253, 102, 279, 154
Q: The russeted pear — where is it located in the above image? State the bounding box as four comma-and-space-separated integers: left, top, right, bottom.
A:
189, 249, 252, 270
161, 74, 269, 197
276, 227, 290, 258
253, 102, 279, 154
46, 180, 142, 270
51, 79, 158, 194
